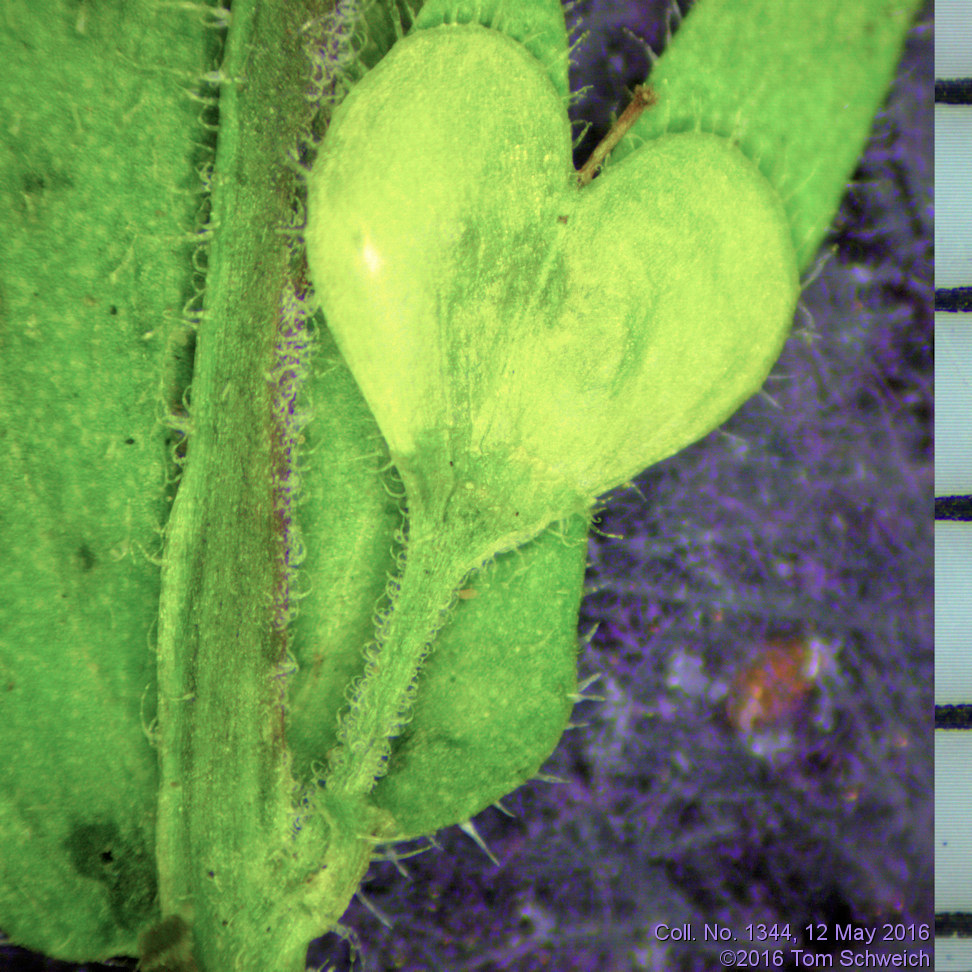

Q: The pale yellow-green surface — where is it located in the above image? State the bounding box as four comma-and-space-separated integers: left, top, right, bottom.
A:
307, 24, 799, 560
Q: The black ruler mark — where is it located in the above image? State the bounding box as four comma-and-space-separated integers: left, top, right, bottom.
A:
938, 913, 972, 937
937, 288, 972, 313
937, 496, 972, 521
937, 78, 972, 104
937, 705, 972, 729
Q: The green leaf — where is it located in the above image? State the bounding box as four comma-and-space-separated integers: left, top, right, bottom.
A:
611, 0, 926, 269
286, 326, 589, 836
0, 0, 212, 959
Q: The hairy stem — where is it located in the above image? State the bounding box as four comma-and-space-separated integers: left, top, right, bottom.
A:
326, 512, 478, 799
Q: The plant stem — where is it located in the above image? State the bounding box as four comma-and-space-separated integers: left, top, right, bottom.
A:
577, 84, 656, 187
154, 1, 355, 968
325, 508, 477, 799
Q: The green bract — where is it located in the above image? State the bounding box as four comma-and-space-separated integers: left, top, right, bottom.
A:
307, 22, 799, 566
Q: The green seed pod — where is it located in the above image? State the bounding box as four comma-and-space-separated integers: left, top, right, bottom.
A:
307, 22, 798, 566
305, 21, 799, 820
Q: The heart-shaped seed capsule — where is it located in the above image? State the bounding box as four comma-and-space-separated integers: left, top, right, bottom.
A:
307, 23, 798, 567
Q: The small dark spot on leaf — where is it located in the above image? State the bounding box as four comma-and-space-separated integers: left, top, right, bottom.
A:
21, 165, 74, 194
76, 542, 96, 572
65, 820, 157, 931
125, 437, 136, 445
109, 304, 118, 315
22, 171, 45, 193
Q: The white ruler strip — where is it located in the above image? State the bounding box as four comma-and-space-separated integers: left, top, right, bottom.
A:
937, 523, 972, 703
936, 731, 972, 911
936, 317, 972, 495
937, 936, 972, 971
938, 0, 972, 76
936, 107, 972, 288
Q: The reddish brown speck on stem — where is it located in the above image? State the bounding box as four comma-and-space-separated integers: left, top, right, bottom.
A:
577, 84, 657, 188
